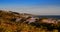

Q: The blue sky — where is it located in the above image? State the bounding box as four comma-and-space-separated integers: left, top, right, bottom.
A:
0, 0, 60, 15
0, 0, 60, 6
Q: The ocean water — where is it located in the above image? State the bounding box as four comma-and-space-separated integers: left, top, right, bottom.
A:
36, 15, 60, 19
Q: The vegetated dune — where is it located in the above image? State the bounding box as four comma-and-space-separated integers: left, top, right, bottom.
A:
0, 10, 59, 32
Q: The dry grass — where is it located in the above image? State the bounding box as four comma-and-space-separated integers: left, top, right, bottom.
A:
0, 10, 59, 32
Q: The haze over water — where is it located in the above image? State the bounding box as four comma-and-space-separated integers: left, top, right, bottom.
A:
0, 0, 60, 15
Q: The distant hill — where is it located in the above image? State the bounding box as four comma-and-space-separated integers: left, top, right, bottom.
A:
0, 10, 34, 18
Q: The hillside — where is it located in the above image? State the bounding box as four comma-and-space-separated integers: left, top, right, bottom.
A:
0, 10, 59, 32
0, 10, 41, 32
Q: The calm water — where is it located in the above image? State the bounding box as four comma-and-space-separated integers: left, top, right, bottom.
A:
36, 15, 60, 19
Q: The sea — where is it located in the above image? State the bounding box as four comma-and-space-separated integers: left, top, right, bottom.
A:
36, 15, 60, 19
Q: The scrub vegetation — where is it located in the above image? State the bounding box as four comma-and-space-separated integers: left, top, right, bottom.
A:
0, 10, 60, 32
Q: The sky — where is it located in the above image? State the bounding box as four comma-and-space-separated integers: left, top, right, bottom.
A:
0, 0, 60, 15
